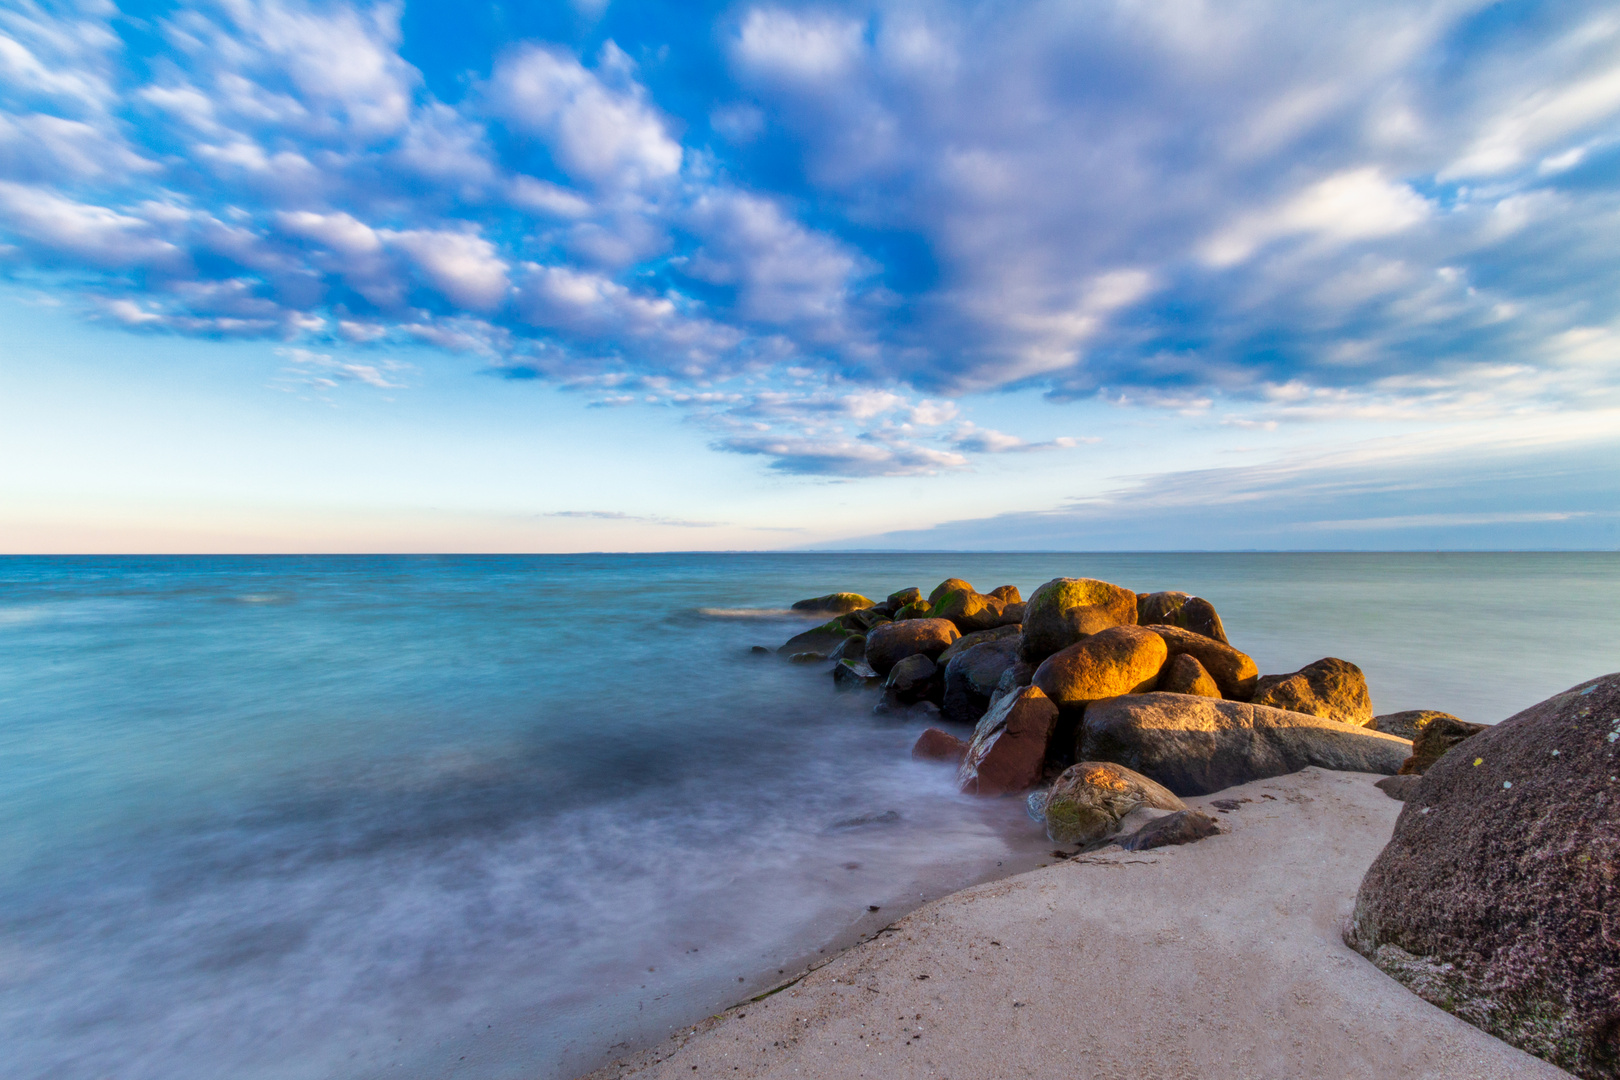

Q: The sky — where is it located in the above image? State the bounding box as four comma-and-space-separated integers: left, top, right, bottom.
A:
1, 0, 1618, 552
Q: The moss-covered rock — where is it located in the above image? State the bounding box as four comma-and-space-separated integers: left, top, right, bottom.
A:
1037, 761, 1185, 845
928, 578, 975, 606
931, 587, 1006, 634
1374, 709, 1461, 740
1018, 577, 1138, 663
791, 592, 875, 615
776, 618, 852, 656
894, 600, 933, 620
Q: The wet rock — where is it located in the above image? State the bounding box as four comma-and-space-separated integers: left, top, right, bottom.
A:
957, 686, 1061, 796
1136, 591, 1230, 644
894, 600, 934, 620
1375, 709, 1462, 741
750, 645, 769, 655
937, 624, 1021, 667
928, 578, 976, 605
827, 634, 866, 662
788, 651, 827, 664
1038, 761, 1186, 844
1374, 775, 1425, 801
1080, 692, 1411, 796
830, 809, 901, 830
1346, 672, 1620, 1080
1397, 714, 1487, 775
1119, 809, 1222, 851
942, 638, 1020, 725
777, 618, 855, 657
865, 618, 960, 676
1142, 624, 1259, 701
885, 653, 939, 704
838, 607, 890, 633
1031, 625, 1168, 710
1018, 577, 1138, 663
792, 592, 875, 615
987, 660, 1036, 713
911, 728, 968, 764
1253, 657, 1373, 727
832, 659, 881, 690
1159, 653, 1222, 698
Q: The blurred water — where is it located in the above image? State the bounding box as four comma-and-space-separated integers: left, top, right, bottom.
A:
1, 552, 1616, 1079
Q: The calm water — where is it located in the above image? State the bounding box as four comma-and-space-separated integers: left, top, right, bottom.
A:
2, 553, 1617, 1080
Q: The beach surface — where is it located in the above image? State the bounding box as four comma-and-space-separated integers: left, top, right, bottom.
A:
585, 766, 1573, 1080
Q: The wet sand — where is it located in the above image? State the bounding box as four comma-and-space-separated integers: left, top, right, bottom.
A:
582, 766, 1572, 1080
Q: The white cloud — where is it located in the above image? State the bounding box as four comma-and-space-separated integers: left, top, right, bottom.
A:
1203, 169, 1432, 267
732, 8, 865, 83
383, 228, 510, 312
0, 182, 180, 267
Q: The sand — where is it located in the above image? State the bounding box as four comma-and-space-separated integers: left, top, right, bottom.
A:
583, 766, 1573, 1080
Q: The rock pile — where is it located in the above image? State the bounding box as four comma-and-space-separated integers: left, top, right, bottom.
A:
780, 575, 1472, 851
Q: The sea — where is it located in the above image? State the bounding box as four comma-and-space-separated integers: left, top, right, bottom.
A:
2, 552, 1616, 1080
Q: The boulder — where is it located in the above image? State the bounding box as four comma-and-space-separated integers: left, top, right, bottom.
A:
887, 587, 923, 607
1018, 577, 1139, 663
838, 607, 890, 633
832, 659, 881, 690
988, 585, 1022, 604
957, 686, 1060, 796
827, 635, 865, 662
1031, 625, 1168, 710
884, 653, 938, 704
777, 618, 854, 656
928, 578, 976, 605
1080, 692, 1412, 796
864, 618, 960, 676
1253, 657, 1373, 727
1142, 624, 1258, 701
941, 639, 1020, 725
998, 601, 1027, 625
791, 592, 874, 615
932, 587, 1006, 634
987, 660, 1036, 713
895, 600, 933, 620
1346, 673, 1620, 1079
1038, 761, 1186, 844
788, 651, 827, 663
937, 624, 1021, 666
1374, 709, 1462, 741
1159, 653, 1221, 698
911, 728, 967, 764
1119, 809, 1222, 851
1397, 714, 1487, 775
1136, 591, 1230, 644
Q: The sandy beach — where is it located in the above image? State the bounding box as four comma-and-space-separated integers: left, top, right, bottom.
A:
585, 766, 1573, 1080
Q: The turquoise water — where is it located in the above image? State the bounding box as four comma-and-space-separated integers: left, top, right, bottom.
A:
1, 553, 1616, 1079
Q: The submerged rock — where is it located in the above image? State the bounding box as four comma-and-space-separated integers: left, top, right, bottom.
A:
1347, 672, 1620, 1080
1038, 761, 1186, 844
1032, 625, 1167, 710
788, 651, 827, 664
1136, 591, 1230, 644
1253, 657, 1373, 727
1018, 577, 1138, 664
1159, 653, 1221, 698
1397, 714, 1487, 775
865, 618, 960, 676
1142, 625, 1258, 701
911, 727, 968, 764
791, 592, 875, 615
777, 618, 854, 657
957, 685, 1060, 797
1119, 809, 1222, 851
1080, 692, 1411, 796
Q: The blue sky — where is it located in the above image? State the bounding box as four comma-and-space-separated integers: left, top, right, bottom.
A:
1, 0, 1618, 551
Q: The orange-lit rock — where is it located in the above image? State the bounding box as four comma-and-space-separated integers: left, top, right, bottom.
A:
1017, 577, 1138, 663
1036, 761, 1185, 844
1253, 657, 1372, 727
1031, 625, 1167, 710
957, 685, 1060, 796
1142, 624, 1258, 701
1160, 653, 1221, 698
864, 618, 959, 676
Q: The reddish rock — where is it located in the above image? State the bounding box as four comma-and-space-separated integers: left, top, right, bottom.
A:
1253, 657, 1373, 727
1159, 653, 1221, 698
1396, 714, 1486, 775
911, 727, 967, 764
1017, 577, 1138, 663
1347, 672, 1620, 1079
1142, 624, 1258, 701
957, 686, 1060, 796
1032, 625, 1168, 710
864, 618, 960, 676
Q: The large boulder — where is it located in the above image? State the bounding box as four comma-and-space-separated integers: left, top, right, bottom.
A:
1374, 709, 1461, 740
777, 618, 854, 656
932, 587, 1007, 634
894, 600, 933, 620
1159, 653, 1221, 698
1032, 625, 1168, 710
1037, 761, 1186, 844
928, 578, 976, 605
988, 585, 1022, 604
1018, 577, 1138, 663
956, 686, 1060, 796
884, 653, 939, 704
1396, 714, 1487, 775
936, 624, 1021, 666
1136, 591, 1230, 644
864, 618, 959, 676
887, 587, 923, 607
1079, 692, 1412, 796
1346, 673, 1620, 1079
1253, 657, 1373, 727
792, 592, 874, 615
942, 638, 1020, 725
1142, 624, 1258, 701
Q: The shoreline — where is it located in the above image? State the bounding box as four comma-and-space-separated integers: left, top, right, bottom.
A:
580, 767, 1573, 1080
